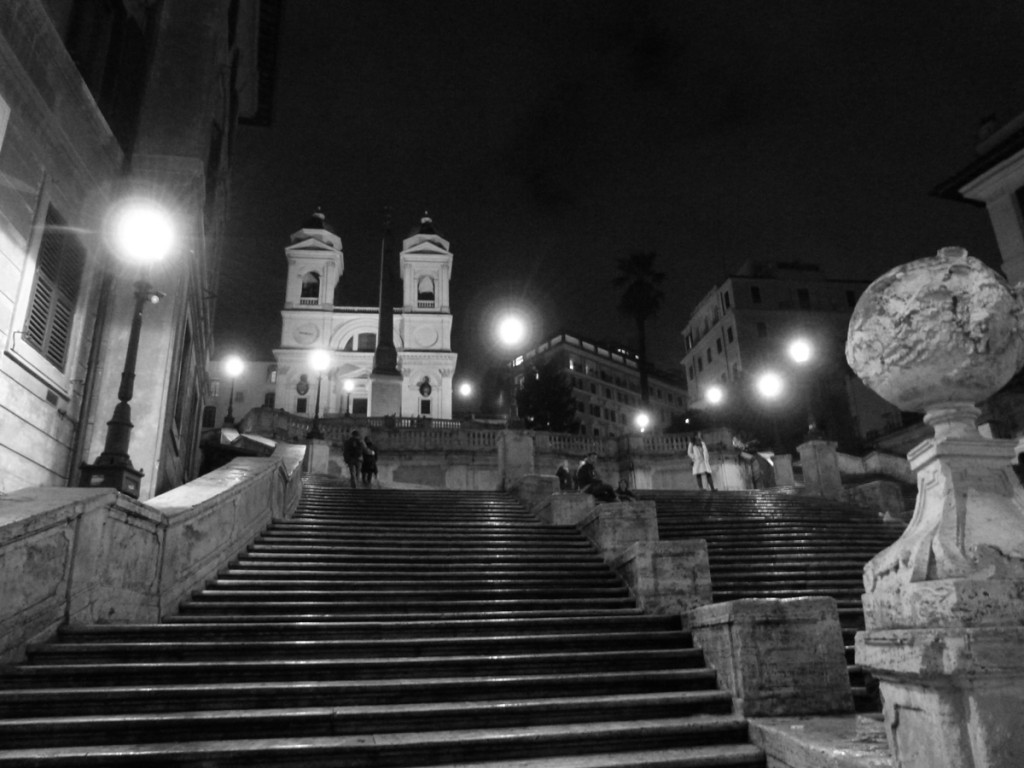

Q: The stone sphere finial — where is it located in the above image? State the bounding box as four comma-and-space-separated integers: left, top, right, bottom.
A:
846, 247, 1024, 413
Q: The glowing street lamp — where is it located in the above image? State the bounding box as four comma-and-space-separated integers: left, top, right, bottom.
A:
342, 378, 355, 414
458, 381, 473, 398
80, 199, 175, 498
756, 371, 785, 400
706, 384, 725, 406
497, 314, 526, 347
635, 412, 651, 433
787, 336, 823, 437
307, 349, 330, 439
223, 355, 245, 425
788, 338, 813, 365
497, 313, 528, 424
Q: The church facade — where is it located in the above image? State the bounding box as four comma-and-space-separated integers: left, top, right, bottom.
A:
272, 210, 457, 421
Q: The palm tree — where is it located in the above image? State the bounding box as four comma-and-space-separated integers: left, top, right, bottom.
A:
613, 251, 666, 404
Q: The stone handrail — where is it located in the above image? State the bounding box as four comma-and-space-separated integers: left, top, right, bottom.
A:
0, 445, 304, 665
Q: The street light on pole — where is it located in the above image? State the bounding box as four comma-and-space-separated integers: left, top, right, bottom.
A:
80, 199, 175, 498
223, 355, 244, 425
787, 336, 823, 438
307, 349, 330, 439
496, 312, 527, 424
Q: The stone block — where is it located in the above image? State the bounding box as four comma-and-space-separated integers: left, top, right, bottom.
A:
748, 715, 893, 768
534, 492, 595, 526
798, 439, 843, 499
857, 625, 1024, 768
690, 597, 854, 717
303, 439, 330, 474
510, 474, 560, 513
844, 479, 907, 520
576, 501, 658, 559
609, 539, 711, 616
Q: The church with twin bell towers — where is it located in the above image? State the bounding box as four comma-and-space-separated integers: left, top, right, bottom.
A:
273, 209, 457, 420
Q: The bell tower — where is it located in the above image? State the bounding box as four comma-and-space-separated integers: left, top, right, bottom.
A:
283, 207, 342, 309
400, 212, 452, 312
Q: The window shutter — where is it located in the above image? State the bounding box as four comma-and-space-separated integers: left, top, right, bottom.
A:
24, 207, 85, 371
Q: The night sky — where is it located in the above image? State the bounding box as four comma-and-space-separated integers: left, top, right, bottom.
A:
215, 1, 1024, 396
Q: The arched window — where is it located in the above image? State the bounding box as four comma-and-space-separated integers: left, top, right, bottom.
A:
417, 276, 435, 307
357, 332, 376, 351
300, 271, 320, 301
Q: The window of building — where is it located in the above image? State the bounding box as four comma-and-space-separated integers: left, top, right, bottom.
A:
416, 275, 435, 304
263, 392, 275, 408
797, 288, 810, 309
420, 399, 431, 415
604, 387, 611, 398
726, 326, 734, 343
201, 405, 216, 428
590, 404, 600, 416
300, 271, 320, 299
757, 322, 768, 338
211, 380, 221, 397
750, 285, 761, 304
723, 291, 731, 309
23, 205, 85, 372
716, 339, 722, 354
352, 397, 368, 416
590, 383, 597, 394
267, 365, 277, 384
296, 397, 307, 413
357, 332, 376, 351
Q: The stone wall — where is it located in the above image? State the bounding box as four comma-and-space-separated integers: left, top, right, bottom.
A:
0, 446, 304, 664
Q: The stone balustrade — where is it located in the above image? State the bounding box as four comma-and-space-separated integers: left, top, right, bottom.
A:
0, 445, 305, 665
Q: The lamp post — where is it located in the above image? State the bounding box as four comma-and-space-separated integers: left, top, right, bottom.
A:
787, 336, 823, 438
80, 199, 175, 498
307, 349, 330, 439
497, 313, 527, 424
223, 355, 244, 425
756, 370, 785, 450
343, 378, 355, 415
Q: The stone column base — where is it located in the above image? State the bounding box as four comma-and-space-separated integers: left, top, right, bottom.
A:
609, 540, 711, 616
303, 440, 330, 474
857, 625, 1024, 768
690, 597, 854, 717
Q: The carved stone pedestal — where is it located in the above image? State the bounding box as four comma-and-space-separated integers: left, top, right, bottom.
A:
858, 623, 1024, 767
846, 248, 1024, 768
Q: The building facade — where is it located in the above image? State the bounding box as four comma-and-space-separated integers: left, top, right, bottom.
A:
512, 332, 688, 436
0, 1, 276, 498
679, 261, 902, 444
933, 109, 1024, 284
270, 211, 458, 421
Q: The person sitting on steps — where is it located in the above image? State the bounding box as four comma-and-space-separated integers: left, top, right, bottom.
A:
576, 452, 617, 502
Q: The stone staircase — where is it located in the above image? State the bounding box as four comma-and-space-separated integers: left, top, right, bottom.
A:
639, 490, 906, 711
0, 479, 764, 767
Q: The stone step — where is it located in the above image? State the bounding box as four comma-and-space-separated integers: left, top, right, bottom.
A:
2, 648, 705, 687
218, 568, 620, 582
167, 607, 648, 622
192, 585, 632, 600
58, 614, 684, 642
0, 716, 757, 767
29, 630, 690, 662
0, 690, 734, 748
0, 668, 721, 717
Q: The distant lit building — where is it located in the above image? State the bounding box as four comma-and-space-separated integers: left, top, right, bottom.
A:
679, 260, 902, 443
512, 332, 688, 436
933, 109, 1024, 284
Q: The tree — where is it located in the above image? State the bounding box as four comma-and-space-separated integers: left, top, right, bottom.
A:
515, 359, 580, 433
613, 251, 665, 404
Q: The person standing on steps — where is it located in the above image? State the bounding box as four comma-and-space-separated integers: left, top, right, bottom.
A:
361, 438, 378, 487
688, 433, 716, 491
342, 430, 364, 488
